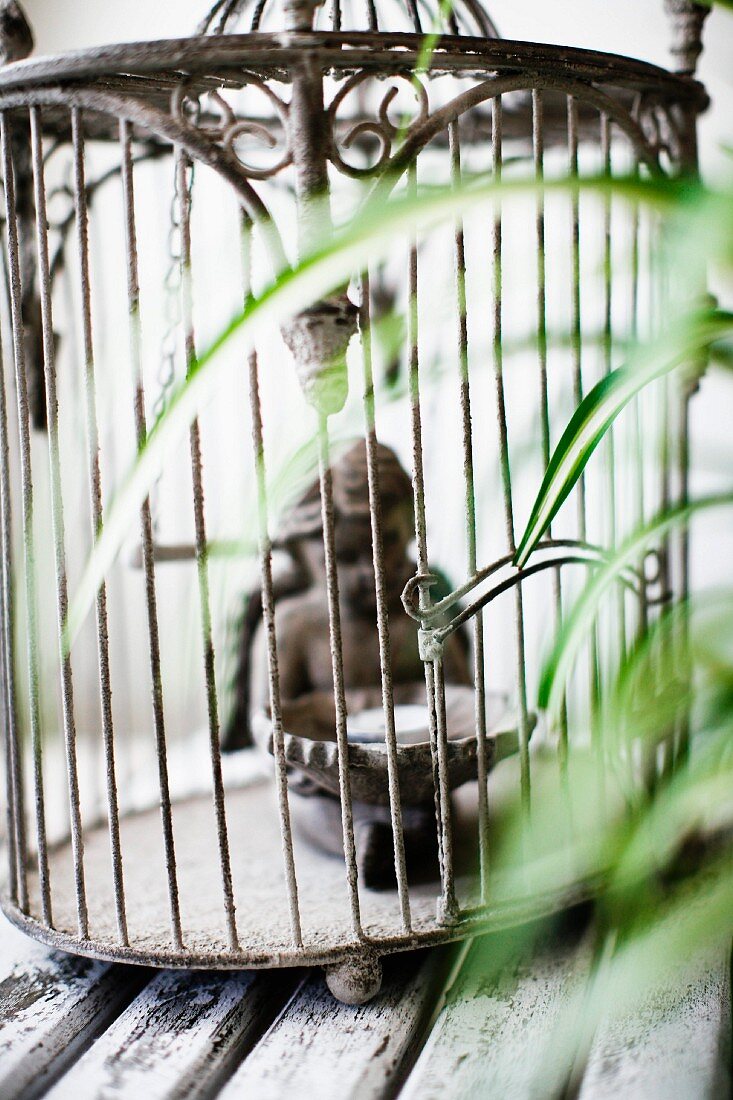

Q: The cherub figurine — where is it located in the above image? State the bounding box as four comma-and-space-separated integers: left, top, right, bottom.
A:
222, 439, 471, 886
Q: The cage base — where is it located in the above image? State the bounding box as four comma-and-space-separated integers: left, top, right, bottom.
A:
2, 773, 593, 996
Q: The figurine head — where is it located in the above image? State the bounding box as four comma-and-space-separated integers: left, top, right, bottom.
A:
276, 439, 415, 613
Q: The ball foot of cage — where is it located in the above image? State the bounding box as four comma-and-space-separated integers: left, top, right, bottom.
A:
325, 951, 382, 1005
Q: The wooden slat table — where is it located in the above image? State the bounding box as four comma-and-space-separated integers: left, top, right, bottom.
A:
0, 911, 729, 1099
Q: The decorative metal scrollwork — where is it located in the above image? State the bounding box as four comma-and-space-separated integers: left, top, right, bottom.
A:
634, 92, 685, 163
171, 79, 292, 180
327, 72, 429, 178
162, 71, 666, 187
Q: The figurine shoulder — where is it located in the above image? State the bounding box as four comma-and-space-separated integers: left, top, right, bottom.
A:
275, 589, 325, 624
270, 587, 329, 630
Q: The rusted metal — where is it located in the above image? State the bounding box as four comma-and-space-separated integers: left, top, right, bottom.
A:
30, 104, 88, 939
70, 107, 128, 947
1, 108, 50, 925
120, 117, 183, 951
176, 146, 239, 953
0, 0, 707, 1003
358, 269, 412, 933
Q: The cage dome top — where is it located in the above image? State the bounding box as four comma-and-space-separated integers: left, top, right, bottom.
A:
0, 0, 706, 105
195, 0, 501, 37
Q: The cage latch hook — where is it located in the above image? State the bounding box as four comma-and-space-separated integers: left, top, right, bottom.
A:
402, 572, 445, 660
418, 626, 444, 662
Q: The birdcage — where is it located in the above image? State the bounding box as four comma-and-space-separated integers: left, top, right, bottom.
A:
0, 0, 709, 1002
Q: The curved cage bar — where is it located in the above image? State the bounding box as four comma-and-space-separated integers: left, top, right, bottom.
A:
0, 0, 708, 1001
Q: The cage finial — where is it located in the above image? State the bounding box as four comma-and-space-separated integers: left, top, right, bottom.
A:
281, 0, 324, 30
664, 0, 711, 75
0, 1, 32, 65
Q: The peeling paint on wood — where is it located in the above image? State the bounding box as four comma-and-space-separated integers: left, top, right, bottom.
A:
0, 906, 730, 1098
44, 966, 300, 1100
219, 948, 455, 1100
578, 945, 732, 1100
0, 913, 145, 1100
400, 923, 594, 1099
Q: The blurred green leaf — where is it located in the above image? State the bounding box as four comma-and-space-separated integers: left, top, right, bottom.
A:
538, 493, 733, 723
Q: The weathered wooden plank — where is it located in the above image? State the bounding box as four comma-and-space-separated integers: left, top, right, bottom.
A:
400, 922, 593, 1100
45, 965, 300, 1100
0, 912, 145, 1100
220, 948, 455, 1100
578, 945, 732, 1100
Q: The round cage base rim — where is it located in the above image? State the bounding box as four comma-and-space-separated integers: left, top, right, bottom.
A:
0, 875, 599, 972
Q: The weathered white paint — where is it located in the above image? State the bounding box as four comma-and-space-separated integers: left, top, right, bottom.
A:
0, 906, 730, 1098
0, 912, 144, 1099
44, 966, 300, 1100
400, 925, 594, 1100
19, 777, 495, 965
220, 948, 454, 1100
578, 946, 732, 1100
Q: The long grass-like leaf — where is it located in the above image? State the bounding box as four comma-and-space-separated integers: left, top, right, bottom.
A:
514, 308, 733, 568
64, 171, 701, 648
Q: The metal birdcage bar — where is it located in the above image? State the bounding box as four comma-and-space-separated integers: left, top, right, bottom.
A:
71, 105, 128, 947
0, 0, 710, 1002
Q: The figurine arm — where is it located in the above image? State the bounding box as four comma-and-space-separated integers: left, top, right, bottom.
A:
250, 614, 342, 742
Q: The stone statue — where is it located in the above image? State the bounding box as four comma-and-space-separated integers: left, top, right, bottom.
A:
222, 438, 472, 886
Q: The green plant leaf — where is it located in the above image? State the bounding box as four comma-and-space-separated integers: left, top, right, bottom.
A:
538, 493, 733, 722
604, 589, 733, 754
63, 170, 705, 649
514, 308, 733, 568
